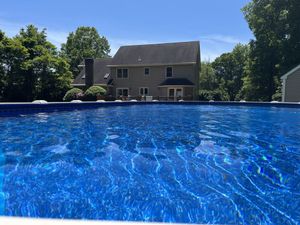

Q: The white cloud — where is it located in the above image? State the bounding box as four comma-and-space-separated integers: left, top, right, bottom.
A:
108, 35, 248, 60
46, 30, 68, 48
0, 18, 248, 61
200, 34, 248, 45
0, 19, 68, 49
199, 34, 249, 61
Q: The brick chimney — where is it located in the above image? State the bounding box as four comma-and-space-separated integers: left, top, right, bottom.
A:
85, 58, 94, 87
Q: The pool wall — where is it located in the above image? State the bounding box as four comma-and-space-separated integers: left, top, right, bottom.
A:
0, 101, 299, 116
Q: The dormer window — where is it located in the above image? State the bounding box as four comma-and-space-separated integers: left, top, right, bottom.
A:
166, 67, 173, 77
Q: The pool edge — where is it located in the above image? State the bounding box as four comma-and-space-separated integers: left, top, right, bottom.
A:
0, 216, 202, 225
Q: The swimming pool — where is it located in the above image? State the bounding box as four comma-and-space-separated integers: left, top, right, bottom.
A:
0, 104, 299, 224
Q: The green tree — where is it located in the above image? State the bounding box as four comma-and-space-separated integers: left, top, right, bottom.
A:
0, 30, 28, 101
199, 61, 218, 91
0, 25, 72, 102
198, 61, 229, 101
241, 0, 300, 101
0, 30, 6, 99
212, 44, 249, 101
61, 26, 110, 77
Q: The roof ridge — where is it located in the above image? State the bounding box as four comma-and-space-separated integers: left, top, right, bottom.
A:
119, 41, 199, 48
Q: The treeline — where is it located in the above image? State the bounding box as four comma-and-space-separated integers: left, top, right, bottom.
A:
0, 26, 110, 102
1, 0, 299, 102
199, 0, 300, 102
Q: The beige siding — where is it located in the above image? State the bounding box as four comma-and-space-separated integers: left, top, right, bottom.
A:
285, 69, 300, 102
110, 64, 199, 99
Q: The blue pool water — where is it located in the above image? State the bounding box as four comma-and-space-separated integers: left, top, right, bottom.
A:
0, 104, 299, 224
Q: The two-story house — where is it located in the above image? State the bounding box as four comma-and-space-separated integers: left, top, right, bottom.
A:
72, 41, 200, 100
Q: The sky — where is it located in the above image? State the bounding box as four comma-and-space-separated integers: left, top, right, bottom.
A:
0, 0, 253, 61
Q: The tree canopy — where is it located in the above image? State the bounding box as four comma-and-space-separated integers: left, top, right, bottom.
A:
212, 44, 249, 101
241, 0, 300, 101
0, 25, 72, 102
61, 26, 110, 77
199, 44, 249, 101
200, 0, 300, 102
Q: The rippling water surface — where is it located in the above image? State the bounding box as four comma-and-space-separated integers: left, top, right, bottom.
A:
0, 104, 299, 224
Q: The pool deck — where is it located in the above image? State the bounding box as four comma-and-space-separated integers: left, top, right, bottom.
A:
0, 217, 196, 225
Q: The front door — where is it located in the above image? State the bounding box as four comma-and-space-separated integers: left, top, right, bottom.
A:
168, 88, 183, 101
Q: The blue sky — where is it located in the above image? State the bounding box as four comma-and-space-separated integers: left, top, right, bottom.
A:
0, 0, 253, 60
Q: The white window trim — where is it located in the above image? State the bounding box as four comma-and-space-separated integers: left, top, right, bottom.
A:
165, 66, 173, 78
116, 68, 129, 79
116, 88, 129, 97
144, 67, 150, 76
168, 87, 184, 100
139, 87, 149, 96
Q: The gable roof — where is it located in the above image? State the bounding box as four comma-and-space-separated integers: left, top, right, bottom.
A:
72, 58, 112, 86
108, 41, 200, 67
281, 64, 300, 80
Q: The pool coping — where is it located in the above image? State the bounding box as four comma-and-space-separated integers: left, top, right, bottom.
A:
0, 101, 299, 116
0, 100, 299, 110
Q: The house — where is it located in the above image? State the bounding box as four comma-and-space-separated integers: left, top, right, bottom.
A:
281, 64, 300, 102
72, 58, 113, 89
72, 41, 200, 100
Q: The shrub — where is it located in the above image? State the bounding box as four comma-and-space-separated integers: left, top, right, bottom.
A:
272, 92, 282, 101
84, 86, 106, 101
199, 90, 229, 101
63, 88, 83, 101
104, 95, 116, 101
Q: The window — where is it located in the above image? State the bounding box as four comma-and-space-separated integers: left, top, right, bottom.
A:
166, 67, 173, 77
139, 87, 149, 96
117, 68, 128, 78
117, 69, 122, 78
144, 68, 150, 75
117, 88, 129, 97
123, 69, 128, 78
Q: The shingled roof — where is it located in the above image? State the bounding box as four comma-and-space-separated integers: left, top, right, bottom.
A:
108, 41, 200, 66
72, 58, 112, 86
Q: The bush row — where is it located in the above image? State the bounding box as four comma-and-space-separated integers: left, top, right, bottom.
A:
198, 90, 230, 101
63, 86, 106, 101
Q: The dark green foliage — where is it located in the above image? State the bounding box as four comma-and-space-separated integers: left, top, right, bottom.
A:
199, 61, 219, 91
63, 88, 83, 101
84, 86, 106, 101
199, 90, 229, 101
0, 25, 72, 102
61, 27, 110, 77
200, 0, 300, 102
199, 58, 240, 101
241, 0, 300, 101
212, 44, 249, 101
